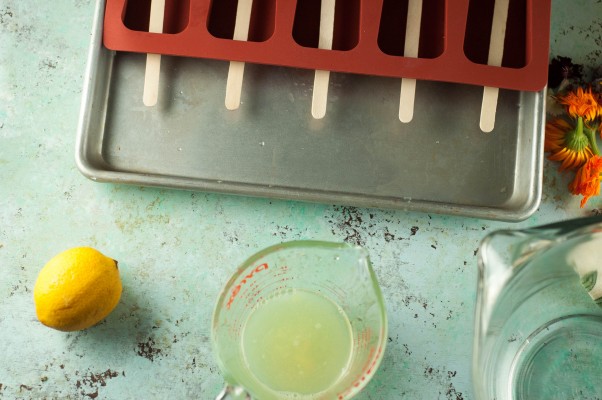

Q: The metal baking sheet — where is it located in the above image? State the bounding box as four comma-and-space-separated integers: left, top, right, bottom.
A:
76, 0, 544, 222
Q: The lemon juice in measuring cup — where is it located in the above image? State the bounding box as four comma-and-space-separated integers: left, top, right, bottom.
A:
212, 241, 387, 400
243, 289, 353, 394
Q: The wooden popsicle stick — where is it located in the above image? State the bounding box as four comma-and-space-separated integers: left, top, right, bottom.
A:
399, 0, 422, 123
479, 0, 510, 132
225, 0, 253, 110
143, 0, 165, 107
311, 0, 336, 119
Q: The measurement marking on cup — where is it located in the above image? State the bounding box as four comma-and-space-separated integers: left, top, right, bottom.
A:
227, 263, 269, 309
337, 345, 382, 399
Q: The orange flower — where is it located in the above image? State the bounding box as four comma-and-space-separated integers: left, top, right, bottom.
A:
569, 155, 602, 207
545, 117, 594, 171
557, 86, 600, 122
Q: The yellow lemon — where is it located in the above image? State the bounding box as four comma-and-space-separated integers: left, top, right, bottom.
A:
33, 247, 122, 331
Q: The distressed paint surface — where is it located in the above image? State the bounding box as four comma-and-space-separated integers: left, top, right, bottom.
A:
1, 0, 601, 399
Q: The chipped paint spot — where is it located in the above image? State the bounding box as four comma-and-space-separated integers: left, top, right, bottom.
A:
75, 369, 120, 399
423, 366, 464, 400
114, 215, 170, 235
136, 337, 163, 361
329, 206, 366, 246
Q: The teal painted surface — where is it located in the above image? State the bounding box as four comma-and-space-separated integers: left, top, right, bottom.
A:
1, 0, 601, 399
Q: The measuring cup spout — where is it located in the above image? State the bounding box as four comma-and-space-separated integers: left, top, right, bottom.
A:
477, 216, 602, 309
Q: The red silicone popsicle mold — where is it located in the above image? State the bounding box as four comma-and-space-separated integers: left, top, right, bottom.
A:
103, 0, 551, 92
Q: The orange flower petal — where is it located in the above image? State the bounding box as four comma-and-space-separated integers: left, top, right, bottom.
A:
558, 87, 601, 122
548, 146, 591, 171
569, 155, 602, 207
544, 118, 571, 152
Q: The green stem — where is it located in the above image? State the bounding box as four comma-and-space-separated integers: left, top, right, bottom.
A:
584, 123, 601, 156
566, 117, 590, 153
576, 116, 583, 133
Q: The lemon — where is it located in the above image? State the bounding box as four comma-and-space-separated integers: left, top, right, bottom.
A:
33, 247, 122, 331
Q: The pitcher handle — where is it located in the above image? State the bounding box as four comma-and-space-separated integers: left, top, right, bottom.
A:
216, 385, 252, 400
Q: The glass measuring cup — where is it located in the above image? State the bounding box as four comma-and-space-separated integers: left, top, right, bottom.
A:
212, 241, 387, 400
473, 216, 602, 400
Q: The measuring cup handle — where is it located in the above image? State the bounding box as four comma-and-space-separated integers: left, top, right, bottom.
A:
216, 385, 252, 400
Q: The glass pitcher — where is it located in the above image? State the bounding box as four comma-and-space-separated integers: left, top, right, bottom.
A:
212, 241, 388, 400
473, 216, 602, 400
